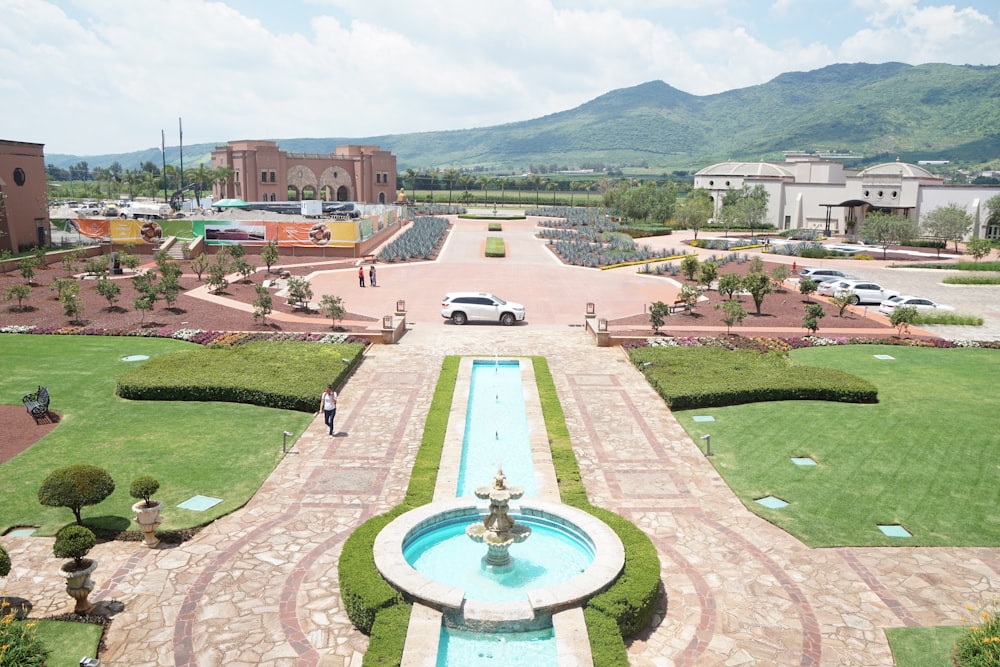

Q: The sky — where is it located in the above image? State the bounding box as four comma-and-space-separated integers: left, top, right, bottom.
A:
3, 0, 1000, 157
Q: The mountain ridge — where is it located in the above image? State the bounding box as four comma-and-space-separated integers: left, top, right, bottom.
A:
45, 62, 1000, 172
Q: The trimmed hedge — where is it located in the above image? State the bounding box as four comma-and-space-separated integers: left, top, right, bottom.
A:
365, 603, 412, 666
583, 607, 629, 667
116, 341, 365, 412
487, 222, 503, 232
485, 236, 506, 257
338, 507, 407, 636
629, 346, 877, 409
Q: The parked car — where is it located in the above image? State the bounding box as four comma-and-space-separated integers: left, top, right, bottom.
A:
878, 296, 955, 316
799, 268, 854, 281
441, 292, 526, 326
816, 276, 859, 296
73, 203, 102, 215
829, 280, 900, 305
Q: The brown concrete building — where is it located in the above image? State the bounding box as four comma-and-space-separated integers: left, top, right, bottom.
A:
210, 140, 397, 205
0, 140, 49, 252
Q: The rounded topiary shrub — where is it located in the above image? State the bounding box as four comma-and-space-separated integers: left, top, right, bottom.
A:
53, 525, 97, 567
38, 464, 116, 525
0, 544, 10, 577
129, 476, 160, 507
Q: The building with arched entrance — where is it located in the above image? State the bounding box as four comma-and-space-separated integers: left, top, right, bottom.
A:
694, 154, 1000, 239
211, 140, 397, 205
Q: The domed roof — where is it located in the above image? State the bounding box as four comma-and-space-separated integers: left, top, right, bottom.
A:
858, 161, 934, 178
696, 161, 794, 178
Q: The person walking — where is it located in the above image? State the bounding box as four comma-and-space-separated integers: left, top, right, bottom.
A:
321, 383, 338, 437
358, 266, 365, 287
369, 263, 377, 287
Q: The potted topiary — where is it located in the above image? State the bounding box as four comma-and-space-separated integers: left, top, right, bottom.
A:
54, 524, 98, 613
129, 475, 163, 547
0, 544, 10, 577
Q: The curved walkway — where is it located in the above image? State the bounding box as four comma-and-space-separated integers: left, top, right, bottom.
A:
3, 219, 997, 665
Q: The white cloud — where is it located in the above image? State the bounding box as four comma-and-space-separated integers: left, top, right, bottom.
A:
3, 0, 999, 156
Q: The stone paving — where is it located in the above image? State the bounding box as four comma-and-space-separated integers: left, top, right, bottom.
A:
3, 220, 999, 665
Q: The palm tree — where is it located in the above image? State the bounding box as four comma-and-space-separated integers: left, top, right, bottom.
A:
547, 181, 559, 205
532, 175, 545, 206
443, 168, 460, 205
497, 177, 509, 207
478, 175, 491, 205
404, 168, 418, 200
212, 166, 235, 200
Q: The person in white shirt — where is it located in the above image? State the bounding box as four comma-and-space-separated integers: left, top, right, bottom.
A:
321, 384, 338, 437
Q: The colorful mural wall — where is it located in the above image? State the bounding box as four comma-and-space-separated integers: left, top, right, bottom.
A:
64, 209, 397, 248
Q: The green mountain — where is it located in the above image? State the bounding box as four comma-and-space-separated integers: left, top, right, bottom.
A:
46, 62, 1000, 172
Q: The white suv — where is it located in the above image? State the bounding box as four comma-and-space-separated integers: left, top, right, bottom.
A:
441, 292, 526, 325
799, 268, 853, 281
829, 280, 900, 305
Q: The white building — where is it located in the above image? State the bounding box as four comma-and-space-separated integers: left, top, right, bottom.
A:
693, 155, 999, 239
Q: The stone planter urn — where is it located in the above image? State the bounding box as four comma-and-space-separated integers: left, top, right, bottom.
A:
60, 558, 97, 614
132, 500, 163, 547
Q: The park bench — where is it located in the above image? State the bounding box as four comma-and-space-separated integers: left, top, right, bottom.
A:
668, 300, 690, 314
22, 386, 51, 423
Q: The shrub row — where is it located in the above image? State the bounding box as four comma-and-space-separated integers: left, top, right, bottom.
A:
116, 341, 365, 412
629, 346, 878, 410
487, 222, 503, 231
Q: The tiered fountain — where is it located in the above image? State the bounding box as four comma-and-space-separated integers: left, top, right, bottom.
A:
465, 467, 531, 573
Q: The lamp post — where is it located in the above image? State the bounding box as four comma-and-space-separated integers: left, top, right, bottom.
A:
282, 431, 293, 454
700, 434, 713, 457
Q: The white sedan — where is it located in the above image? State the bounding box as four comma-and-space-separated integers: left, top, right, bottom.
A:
878, 295, 955, 316
829, 280, 900, 305
816, 276, 859, 296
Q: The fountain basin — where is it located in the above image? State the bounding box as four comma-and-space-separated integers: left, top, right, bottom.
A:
374, 498, 624, 630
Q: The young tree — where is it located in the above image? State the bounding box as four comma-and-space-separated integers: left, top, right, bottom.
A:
890, 305, 918, 337
134, 293, 155, 324
648, 300, 669, 333
261, 240, 280, 273
680, 254, 700, 281
677, 284, 702, 313
4, 283, 32, 310
674, 188, 713, 240
747, 255, 764, 275
227, 243, 245, 260
798, 278, 818, 302
252, 285, 273, 323
861, 211, 919, 259
17, 255, 39, 283
61, 250, 80, 275
53, 525, 97, 569
206, 262, 229, 294
37, 464, 116, 525
286, 276, 313, 311
966, 238, 993, 261
0, 248, 12, 275
770, 265, 788, 291
719, 184, 769, 238
741, 272, 772, 315
59, 282, 83, 321
715, 298, 747, 335
696, 260, 718, 290
190, 252, 210, 280
119, 251, 140, 271
84, 255, 108, 277
717, 273, 742, 300
159, 273, 181, 309
234, 257, 256, 284
802, 303, 825, 333
920, 202, 972, 254
320, 294, 346, 328
96, 277, 121, 309
830, 291, 854, 317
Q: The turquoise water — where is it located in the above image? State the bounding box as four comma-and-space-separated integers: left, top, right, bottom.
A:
404, 514, 594, 602
457, 360, 536, 498
437, 627, 556, 667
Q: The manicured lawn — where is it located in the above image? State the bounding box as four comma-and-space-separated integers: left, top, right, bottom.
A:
885, 625, 965, 666
0, 334, 316, 535
31, 619, 104, 667
674, 345, 1000, 547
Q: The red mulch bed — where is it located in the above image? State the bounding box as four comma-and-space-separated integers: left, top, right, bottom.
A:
0, 405, 59, 464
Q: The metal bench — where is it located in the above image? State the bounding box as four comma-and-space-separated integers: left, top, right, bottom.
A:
22, 385, 51, 423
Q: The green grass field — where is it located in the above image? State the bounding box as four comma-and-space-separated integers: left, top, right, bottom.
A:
673, 345, 1000, 547
0, 335, 314, 535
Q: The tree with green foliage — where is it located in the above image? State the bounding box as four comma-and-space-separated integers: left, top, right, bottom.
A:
227, 243, 245, 260
59, 281, 83, 321
799, 278, 818, 301
861, 211, 919, 259
234, 257, 256, 283
119, 251, 140, 271
674, 188, 713, 240
286, 276, 313, 311
719, 184, 769, 238
252, 285, 273, 323
920, 202, 972, 254
747, 255, 765, 275
319, 293, 346, 328
129, 476, 160, 507
677, 284, 702, 313
37, 464, 116, 525
770, 264, 788, 291
986, 192, 1000, 228
890, 305, 918, 337
696, 260, 718, 290
680, 254, 699, 281
96, 276, 121, 309
715, 298, 747, 335
60, 250, 80, 275
84, 255, 108, 277
741, 272, 772, 315
261, 240, 280, 272
716, 273, 742, 300
648, 300, 669, 333
159, 273, 181, 309
134, 293, 155, 324
206, 262, 229, 294
53, 524, 97, 567
0, 543, 9, 576
802, 303, 825, 333
190, 252, 210, 280
17, 255, 39, 283
4, 283, 31, 310
0, 248, 12, 275
830, 291, 854, 317
966, 238, 993, 261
